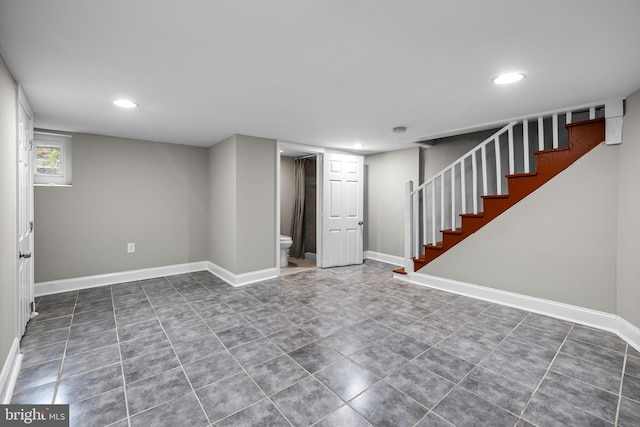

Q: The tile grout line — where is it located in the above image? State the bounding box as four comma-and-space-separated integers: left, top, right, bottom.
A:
111, 284, 134, 427
413, 305, 533, 426
518, 323, 576, 425
223, 288, 338, 426
49, 290, 78, 406
324, 303, 465, 427
115, 280, 191, 423
171, 273, 295, 426
188, 273, 296, 427
329, 298, 457, 426
614, 347, 628, 427
149, 275, 215, 427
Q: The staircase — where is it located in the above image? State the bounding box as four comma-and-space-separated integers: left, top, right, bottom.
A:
395, 107, 606, 275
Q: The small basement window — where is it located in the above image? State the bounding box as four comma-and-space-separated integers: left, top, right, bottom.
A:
34, 132, 72, 186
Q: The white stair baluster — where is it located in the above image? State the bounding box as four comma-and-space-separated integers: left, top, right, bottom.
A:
440, 175, 444, 238
538, 117, 544, 151
431, 181, 436, 245
482, 145, 488, 196
495, 137, 502, 195
422, 186, 427, 247
552, 114, 559, 149
460, 158, 466, 221
451, 165, 455, 231
472, 150, 478, 214
413, 191, 419, 257
523, 120, 530, 173
508, 125, 515, 175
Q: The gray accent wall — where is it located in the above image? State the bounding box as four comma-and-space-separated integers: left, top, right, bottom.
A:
0, 55, 17, 382
34, 133, 210, 282
209, 135, 237, 272
236, 135, 277, 274
209, 134, 277, 275
422, 128, 499, 182
421, 142, 619, 313
617, 90, 640, 328
365, 148, 419, 257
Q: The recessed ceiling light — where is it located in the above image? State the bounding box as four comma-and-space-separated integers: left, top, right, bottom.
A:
352, 143, 364, 149
113, 99, 138, 108
493, 72, 525, 85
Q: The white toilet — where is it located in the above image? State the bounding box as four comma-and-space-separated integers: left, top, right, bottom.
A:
280, 235, 293, 267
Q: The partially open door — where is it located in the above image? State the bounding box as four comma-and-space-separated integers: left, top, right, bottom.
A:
17, 86, 34, 337
320, 153, 364, 267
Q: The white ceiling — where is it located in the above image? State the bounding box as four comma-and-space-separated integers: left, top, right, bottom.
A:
1, 0, 639, 154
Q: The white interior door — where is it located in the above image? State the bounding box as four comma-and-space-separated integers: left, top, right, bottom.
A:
321, 153, 364, 267
17, 87, 34, 337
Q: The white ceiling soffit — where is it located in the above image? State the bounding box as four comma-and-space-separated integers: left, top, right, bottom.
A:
1, 0, 639, 154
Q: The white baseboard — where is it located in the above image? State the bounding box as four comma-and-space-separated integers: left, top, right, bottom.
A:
408, 272, 640, 352
393, 271, 411, 281
0, 338, 22, 404
34, 261, 211, 296
617, 316, 640, 353
34, 260, 280, 296
364, 251, 404, 266
206, 262, 278, 287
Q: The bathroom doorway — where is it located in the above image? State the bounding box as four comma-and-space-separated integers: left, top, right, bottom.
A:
278, 142, 323, 275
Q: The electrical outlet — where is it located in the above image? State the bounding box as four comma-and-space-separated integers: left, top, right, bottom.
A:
127, 243, 135, 253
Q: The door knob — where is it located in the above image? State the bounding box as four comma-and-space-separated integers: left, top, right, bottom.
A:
19, 251, 32, 259
358, 221, 364, 225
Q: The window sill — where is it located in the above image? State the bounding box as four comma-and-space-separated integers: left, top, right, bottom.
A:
34, 183, 73, 187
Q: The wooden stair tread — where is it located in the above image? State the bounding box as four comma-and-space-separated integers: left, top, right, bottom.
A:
393, 267, 407, 275
424, 243, 443, 250
481, 194, 509, 200
506, 172, 537, 179
442, 228, 462, 235
534, 146, 570, 155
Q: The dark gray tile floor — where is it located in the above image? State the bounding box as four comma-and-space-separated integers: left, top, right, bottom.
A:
11, 260, 640, 426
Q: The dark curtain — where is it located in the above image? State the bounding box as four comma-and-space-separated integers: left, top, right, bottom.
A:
290, 158, 306, 258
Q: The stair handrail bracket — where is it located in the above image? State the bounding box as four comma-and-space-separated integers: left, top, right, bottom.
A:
403, 105, 605, 273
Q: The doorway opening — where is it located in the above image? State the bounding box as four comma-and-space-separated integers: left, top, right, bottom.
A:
278, 142, 322, 275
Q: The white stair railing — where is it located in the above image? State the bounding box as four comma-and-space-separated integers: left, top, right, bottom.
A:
403, 105, 603, 273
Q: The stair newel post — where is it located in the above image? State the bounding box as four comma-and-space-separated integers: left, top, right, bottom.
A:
404, 180, 415, 274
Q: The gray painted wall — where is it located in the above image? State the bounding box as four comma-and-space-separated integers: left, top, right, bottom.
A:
236, 135, 277, 274
422, 129, 499, 182
35, 133, 210, 282
280, 156, 294, 237
617, 90, 640, 328
365, 147, 419, 257
0, 55, 17, 382
208, 134, 277, 275
422, 142, 619, 313
209, 135, 237, 272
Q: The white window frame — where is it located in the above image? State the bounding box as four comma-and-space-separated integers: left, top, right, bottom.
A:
34, 131, 72, 186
